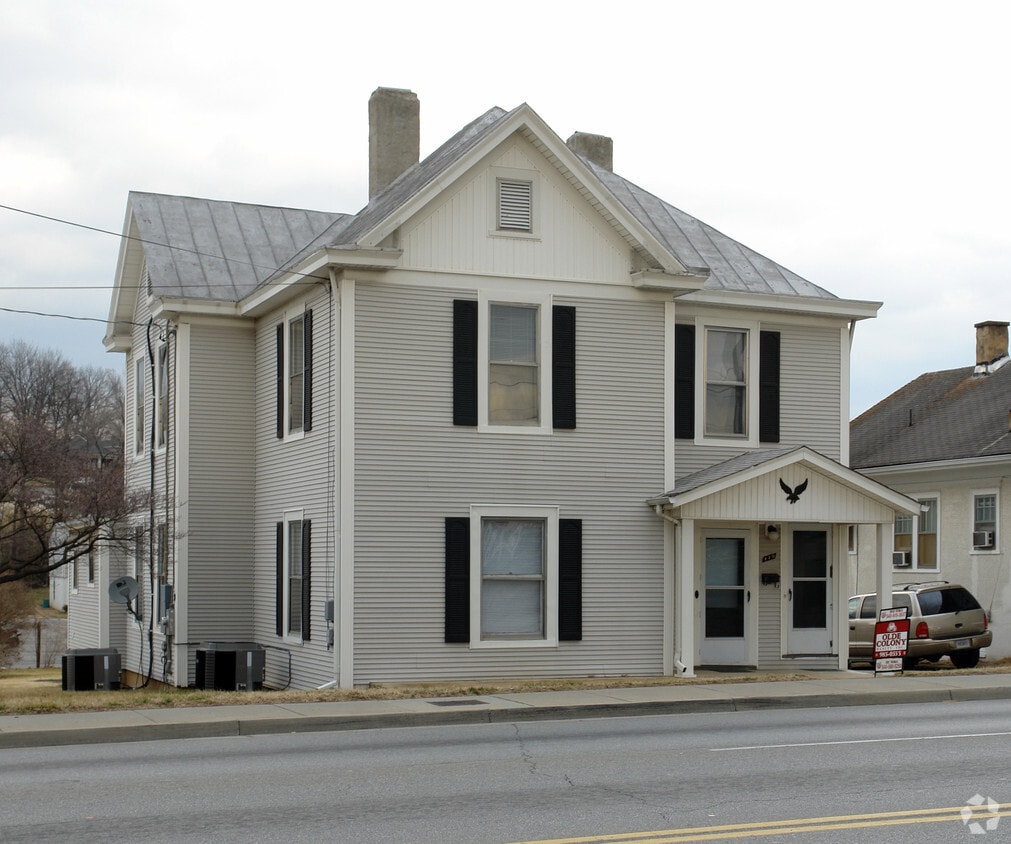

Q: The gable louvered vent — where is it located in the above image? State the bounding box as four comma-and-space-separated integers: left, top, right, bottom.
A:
142, 263, 152, 295
498, 179, 533, 231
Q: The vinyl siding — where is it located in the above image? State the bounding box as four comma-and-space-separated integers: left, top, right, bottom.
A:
351, 282, 667, 683
252, 288, 336, 689
674, 318, 844, 477
182, 322, 255, 648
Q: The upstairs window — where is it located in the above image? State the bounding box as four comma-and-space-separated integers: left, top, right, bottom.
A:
134, 357, 145, 455
489, 304, 539, 425
156, 343, 168, 449
276, 309, 313, 439
452, 296, 575, 432
675, 322, 780, 445
705, 328, 747, 437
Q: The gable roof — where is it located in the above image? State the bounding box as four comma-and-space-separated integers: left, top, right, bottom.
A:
108, 98, 875, 340
648, 445, 918, 517
850, 360, 1011, 469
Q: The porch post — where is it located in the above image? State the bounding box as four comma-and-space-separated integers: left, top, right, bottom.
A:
676, 517, 696, 677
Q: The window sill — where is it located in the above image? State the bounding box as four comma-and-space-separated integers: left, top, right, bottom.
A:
470, 638, 558, 650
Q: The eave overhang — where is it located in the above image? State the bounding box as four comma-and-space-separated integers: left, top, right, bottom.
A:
631, 269, 709, 296
679, 289, 882, 321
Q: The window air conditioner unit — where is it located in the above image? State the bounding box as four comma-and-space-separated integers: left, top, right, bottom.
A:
892, 551, 912, 568
195, 642, 265, 691
973, 531, 994, 549
61, 648, 121, 691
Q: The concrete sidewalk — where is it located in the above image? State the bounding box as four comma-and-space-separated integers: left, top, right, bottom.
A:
3, 670, 1010, 749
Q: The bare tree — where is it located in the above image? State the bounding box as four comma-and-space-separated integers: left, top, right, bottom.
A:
0, 341, 137, 585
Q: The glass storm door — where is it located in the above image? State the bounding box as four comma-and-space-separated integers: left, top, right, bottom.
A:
698, 535, 750, 665
788, 529, 832, 654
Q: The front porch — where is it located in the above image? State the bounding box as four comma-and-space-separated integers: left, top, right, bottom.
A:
649, 446, 921, 677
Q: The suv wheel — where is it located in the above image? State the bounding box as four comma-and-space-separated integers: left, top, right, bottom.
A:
950, 649, 980, 669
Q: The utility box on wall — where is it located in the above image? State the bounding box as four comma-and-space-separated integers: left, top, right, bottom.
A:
194, 642, 265, 691
62, 648, 121, 691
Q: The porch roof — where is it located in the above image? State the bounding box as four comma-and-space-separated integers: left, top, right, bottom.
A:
648, 446, 920, 523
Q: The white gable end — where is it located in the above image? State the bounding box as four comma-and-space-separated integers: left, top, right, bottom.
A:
397, 133, 634, 284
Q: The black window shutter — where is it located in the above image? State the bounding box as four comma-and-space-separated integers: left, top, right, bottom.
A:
444, 517, 470, 642
674, 324, 695, 439
275, 324, 284, 438
558, 519, 583, 641
301, 520, 312, 641
303, 310, 313, 433
275, 522, 284, 636
552, 305, 576, 429
759, 330, 781, 443
452, 300, 478, 426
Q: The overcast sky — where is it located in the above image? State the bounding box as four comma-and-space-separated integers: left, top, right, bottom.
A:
2, 0, 1009, 417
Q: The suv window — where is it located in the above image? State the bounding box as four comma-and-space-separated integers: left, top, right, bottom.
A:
858, 593, 912, 619
917, 587, 981, 615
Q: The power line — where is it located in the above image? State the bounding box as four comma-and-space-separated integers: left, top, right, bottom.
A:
0, 201, 335, 291
0, 305, 148, 330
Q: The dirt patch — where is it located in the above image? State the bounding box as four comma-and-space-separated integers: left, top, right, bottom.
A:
2, 657, 1009, 717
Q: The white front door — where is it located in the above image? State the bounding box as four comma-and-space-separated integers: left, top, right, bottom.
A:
698, 532, 752, 665
787, 528, 833, 654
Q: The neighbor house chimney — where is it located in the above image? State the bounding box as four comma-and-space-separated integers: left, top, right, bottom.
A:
566, 132, 613, 171
369, 87, 420, 199
975, 320, 1009, 366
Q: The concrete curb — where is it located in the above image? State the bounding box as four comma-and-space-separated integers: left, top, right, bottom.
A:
3, 678, 1010, 749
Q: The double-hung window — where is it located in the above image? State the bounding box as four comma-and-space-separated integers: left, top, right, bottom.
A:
156, 343, 168, 449
675, 321, 780, 446
972, 491, 998, 551
453, 294, 576, 432
705, 328, 747, 437
276, 514, 311, 640
489, 303, 539, 425
445, 508, 582, 647
134, 357, 145, 456
893, 496, 939, 569
276, 309, 313, 438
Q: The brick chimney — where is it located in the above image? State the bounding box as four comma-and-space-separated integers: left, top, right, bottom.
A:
975, 320, 1009, 366
566, 131, 613, 171
368, 87, 420, 200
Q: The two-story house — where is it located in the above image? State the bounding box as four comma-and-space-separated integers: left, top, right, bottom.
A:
851, 320, 1010, 658
75, 88, 918, 689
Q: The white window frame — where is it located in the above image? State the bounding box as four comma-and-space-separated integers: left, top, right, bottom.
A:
847, 525, 858, 555
133, 356, 145, 457
155, 342, 168, 451
489, 167, 540, 239
469, 504, 559, 648
155, 523, 169, 620
893, 494, 940, 571
282, 509, 305, 640
477, 290, 552, 434
693, 317, 760, 447
282, 309, 308, 441
971, 489, 999, 554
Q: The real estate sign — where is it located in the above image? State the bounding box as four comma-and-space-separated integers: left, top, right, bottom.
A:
874, 607, 910, 673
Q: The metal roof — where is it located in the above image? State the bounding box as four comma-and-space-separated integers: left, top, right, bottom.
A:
850, 360, 1011, 468
129, 192, 348, 301
132, 103, 839, 305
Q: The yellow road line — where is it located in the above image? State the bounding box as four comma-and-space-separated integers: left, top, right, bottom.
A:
514, 804, 1011, 844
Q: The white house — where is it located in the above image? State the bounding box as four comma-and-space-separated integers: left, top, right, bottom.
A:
851, 320, 1011, 658
77, 88, 916, 689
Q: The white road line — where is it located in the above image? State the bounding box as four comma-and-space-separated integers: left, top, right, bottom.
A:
712, 730, 1011, 751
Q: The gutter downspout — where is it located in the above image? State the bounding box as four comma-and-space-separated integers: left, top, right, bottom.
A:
652, 504, 690, 676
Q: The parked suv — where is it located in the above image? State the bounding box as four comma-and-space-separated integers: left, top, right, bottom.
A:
848, 582, 992, 669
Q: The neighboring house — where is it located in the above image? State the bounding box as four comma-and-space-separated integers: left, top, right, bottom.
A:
850, 320, 1011, 658
78, 87, 916, 689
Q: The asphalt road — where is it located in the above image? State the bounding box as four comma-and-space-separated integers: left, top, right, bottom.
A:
1, 699, 1008, 843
